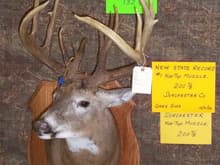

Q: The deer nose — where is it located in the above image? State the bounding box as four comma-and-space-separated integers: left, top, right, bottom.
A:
33, 119, 52, 135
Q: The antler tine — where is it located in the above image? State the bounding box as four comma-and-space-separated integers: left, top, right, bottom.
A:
140, 0, 158, 52
43, 0, 60, 50
32, 0, 39, 35
103, 6, 119, 48
102, 6, 119, 54
72, 38, 87, 73
135, 9, 142, 52
63, 37, 88, 80
58, 27, 67, 66
94, 7, 119, 73
19, 0, 64, 74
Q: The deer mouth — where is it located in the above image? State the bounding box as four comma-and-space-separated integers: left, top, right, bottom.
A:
33, 119, 57, 139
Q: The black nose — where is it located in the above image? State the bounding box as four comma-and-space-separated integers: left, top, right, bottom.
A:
33, 119, 52, 135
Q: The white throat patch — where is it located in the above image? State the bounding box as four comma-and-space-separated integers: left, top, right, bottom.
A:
66, 137, 99, 155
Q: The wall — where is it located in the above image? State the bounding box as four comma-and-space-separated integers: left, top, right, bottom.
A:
0, 0, 220, 164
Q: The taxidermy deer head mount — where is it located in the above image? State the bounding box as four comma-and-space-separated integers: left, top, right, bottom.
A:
19, 0, 157, 164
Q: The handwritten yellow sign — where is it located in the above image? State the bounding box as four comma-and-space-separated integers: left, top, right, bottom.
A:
160, 112, 212, 144
152, 62, 216, 113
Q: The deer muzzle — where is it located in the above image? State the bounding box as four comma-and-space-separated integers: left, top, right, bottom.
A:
33, 119, 55, 139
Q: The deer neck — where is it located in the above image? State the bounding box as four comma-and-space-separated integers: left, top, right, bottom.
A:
47, 109, 120, 165
65, 109, 119, 154
66, 137, 99, 155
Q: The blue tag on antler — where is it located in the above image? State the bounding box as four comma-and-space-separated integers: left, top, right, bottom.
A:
58, 76, 65, 88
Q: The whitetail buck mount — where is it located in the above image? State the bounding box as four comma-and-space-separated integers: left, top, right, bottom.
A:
19, 0, 157, 164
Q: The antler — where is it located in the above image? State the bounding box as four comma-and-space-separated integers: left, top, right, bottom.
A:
74, 0, 158, 66
20, 0, 157, 89
19, 0, 65, 74
74, 0, 158, 87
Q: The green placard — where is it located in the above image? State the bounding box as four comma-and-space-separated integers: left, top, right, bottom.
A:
106, 0, 157, 14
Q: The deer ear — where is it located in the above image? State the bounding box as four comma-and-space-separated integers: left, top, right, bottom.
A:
96, 88, 135, 107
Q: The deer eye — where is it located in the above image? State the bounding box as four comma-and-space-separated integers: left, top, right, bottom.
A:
78, 101, 90, 108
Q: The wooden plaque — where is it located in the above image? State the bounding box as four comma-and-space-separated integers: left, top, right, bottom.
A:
28, 81, 140, 165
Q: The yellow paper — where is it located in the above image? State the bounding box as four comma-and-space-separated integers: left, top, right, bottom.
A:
160, 112, 212, 144
152, 62, 216, 113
